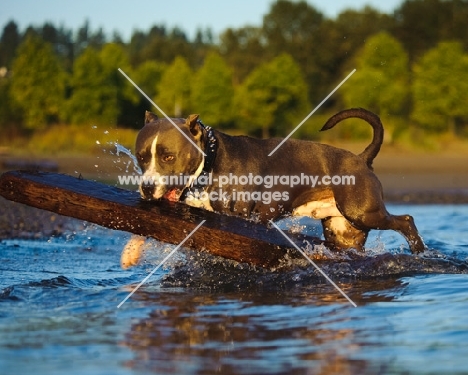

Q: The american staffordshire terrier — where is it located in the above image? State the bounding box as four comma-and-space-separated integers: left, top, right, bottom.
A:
120, 108, 425, 268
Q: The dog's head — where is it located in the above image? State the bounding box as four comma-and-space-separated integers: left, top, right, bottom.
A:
135, 111, 205, 201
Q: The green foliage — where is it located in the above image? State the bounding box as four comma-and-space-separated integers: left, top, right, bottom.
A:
393, 0, 468, 61
155, 56, 193, 117
191, 52, 234, 127
342, 32, 410, 119
3, 0, 468, 144
128, 26, 196, 67
100, 43, 139, 125
262, 0, 323, 46
262, 0, 324, 103
0, 78, 22, 129
67, 47, 114, 125
10, 34, 66, 129
67, 43, 137, 126
322, 7, 394, 76
411, 42, 468, 133
132, 60, 167, 100
235, 53, 309, 138
219, 27, 265, 85
0, 21, 20, 68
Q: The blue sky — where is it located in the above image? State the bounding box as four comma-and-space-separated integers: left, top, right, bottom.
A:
1, 0, 403, 41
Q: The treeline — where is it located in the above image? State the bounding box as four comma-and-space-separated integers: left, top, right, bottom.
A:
1, 0, 468, 141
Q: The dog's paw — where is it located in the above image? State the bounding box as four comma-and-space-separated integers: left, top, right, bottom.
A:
121, 235, 146, 269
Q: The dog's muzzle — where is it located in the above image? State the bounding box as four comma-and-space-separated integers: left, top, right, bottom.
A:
140, 183, 155, 200
139, 183, 182, 202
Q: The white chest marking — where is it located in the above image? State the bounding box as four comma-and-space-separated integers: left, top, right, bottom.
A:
182, 157, 214, 211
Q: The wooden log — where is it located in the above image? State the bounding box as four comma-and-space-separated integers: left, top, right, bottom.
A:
0, 170, 324, 268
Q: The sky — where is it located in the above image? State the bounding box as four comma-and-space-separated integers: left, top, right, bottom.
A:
1, 0, 403, 41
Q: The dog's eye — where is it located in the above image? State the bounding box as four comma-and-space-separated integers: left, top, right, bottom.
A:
162, 155, 175, 162
136, 152, 151, 166
136, 152, 145, 163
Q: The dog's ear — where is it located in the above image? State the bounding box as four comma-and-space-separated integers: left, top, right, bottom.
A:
144, 111, 158, 125
186, 114, 202, 139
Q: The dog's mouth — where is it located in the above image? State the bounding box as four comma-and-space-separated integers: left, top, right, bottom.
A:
163, 188, 182, 202
140, 183, 183, 202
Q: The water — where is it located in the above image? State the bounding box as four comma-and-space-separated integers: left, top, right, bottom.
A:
113, 143, 142, 175
0, 204, 467, 375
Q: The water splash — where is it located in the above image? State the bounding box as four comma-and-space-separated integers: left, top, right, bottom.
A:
113, 142, 142, 175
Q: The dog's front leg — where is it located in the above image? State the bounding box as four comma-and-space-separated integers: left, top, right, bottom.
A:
121, 235, 146, 269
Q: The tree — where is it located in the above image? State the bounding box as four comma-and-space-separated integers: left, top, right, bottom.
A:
67, 43, 137, 126
132, 60, 166, 100
40, 23, 74, 71
75, 20, 107, 57
191, 52, 234, 128
0, 21, 20, 68
0, 77, 22, 130
100, 44, 138, 100
10, 34, 66, 129
128, 26, 196, 68
155, 56, 192, 117
67, 47, 112, 125
100, 43, 139, 126
218, 27, 265, 85
124, 60, 167, 128
261, 0, 324, 104
318, 7, 394, 98
235, 53, 309, 138
411, 41, 468, 134
341, 32, 410, 119
392, 0, 468, 61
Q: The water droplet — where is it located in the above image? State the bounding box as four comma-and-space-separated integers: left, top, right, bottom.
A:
96, 140, 100, 145
113, 142, 142, 175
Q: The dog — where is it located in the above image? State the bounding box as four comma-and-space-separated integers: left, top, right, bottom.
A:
120, 108, 425, 268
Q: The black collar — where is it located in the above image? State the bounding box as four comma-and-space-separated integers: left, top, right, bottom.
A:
180, 119, 217, 200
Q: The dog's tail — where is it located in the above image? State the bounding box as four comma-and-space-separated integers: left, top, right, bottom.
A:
320, 108, 384, 169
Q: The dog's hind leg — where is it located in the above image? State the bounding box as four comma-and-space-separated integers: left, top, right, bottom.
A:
292, 196, 368, 252
333, 178, 426, 254
345, 207, 426, 254
374, 213, 426, 254
321, 216, 368, 252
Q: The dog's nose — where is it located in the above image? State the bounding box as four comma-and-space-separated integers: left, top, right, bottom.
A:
140, 184, 154, 200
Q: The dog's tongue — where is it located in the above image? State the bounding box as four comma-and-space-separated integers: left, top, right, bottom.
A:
163, 188, 180, 202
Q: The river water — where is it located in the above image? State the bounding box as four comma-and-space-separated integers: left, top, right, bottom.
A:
0, 203, 467, 375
